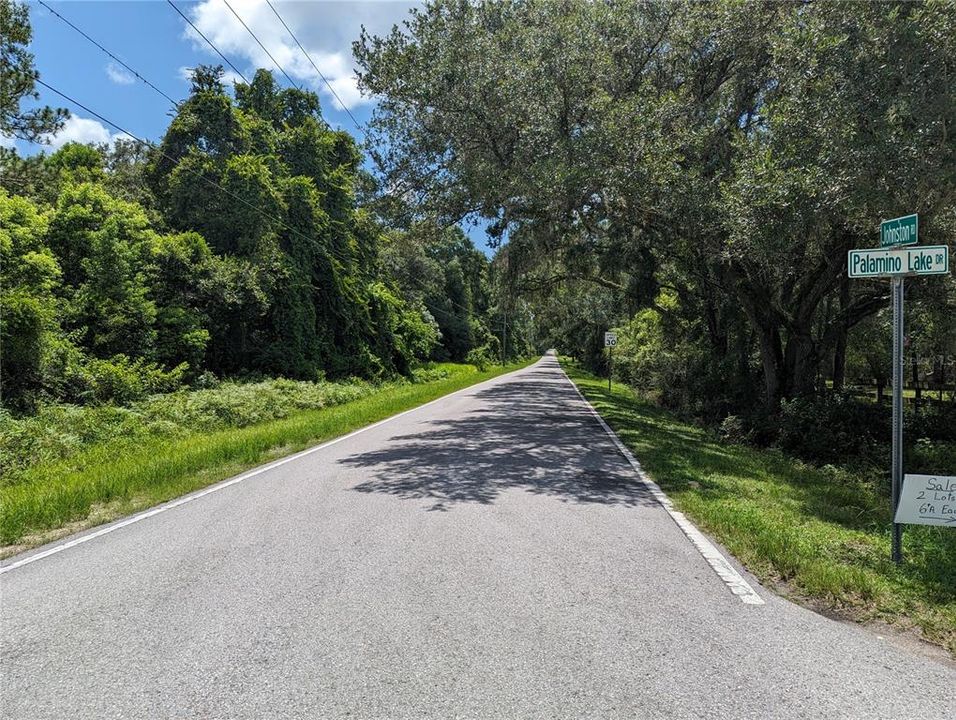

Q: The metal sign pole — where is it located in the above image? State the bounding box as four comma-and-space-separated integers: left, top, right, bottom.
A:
608, 345, 612, 392
891, 276, 904, 563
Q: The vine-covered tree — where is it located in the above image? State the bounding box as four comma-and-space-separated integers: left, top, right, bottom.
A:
148, 66, 439, 379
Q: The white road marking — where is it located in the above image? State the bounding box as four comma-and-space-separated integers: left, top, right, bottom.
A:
559, 365, 766, 606
0, 363, 537, 575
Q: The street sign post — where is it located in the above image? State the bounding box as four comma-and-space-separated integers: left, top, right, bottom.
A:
848, 213, 952, 563
890, 277, 904, 562
880, 213, 918, 248
894, 474, 956, 527
604, 332, 617, 391
848, 245, 948, 278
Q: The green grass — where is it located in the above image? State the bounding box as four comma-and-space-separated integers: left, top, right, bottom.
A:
563, 363, 956, 656
1, 361, 532, 551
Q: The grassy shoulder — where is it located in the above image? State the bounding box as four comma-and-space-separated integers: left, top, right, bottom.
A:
562, 362, 956, 657
1, 360, 533, 556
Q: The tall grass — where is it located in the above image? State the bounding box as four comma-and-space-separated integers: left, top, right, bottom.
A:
564, 363, 956, 657
1, 361, 531, 549
1, 368, 453, 484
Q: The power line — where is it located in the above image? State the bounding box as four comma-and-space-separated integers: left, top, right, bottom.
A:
264, 0, 363, 132
166, 0, 249, 84
257, 4, 499, 297
36, 0, 180, 109
34, 79, 150, 150
221, 0, 299, 90
257, 0, 511, 330
261, 0, 407, 224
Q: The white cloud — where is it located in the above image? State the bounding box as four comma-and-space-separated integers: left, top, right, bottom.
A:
0, 133, 16, 149
105, 61, 135, 85
44, 115, 133, 150
182, 0, 418, 111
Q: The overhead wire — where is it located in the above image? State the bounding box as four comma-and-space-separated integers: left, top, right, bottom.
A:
260, 9, 508, 316
254, 2, 477, 304
37, 0, 180, 109
221, 0, 300, 90
166, 0, 249, 84
255, 0, 497, 299
264, 0, 363, 132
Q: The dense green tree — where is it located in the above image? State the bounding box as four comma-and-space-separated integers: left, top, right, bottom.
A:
0, 190, 58, 409
147, 65, 442, 380
381, 221, 495, 361
148, 231, 213, 372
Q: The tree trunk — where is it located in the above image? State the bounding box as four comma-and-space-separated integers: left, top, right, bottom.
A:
755, 324, 785, 407
784, 329, 818, 398
704, 297, 728, 358
877, 381, 885, 404
736, 328, 751, 386
832, 276, 850, 392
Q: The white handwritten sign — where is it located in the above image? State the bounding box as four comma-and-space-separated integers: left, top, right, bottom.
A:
894, 474, 956, 527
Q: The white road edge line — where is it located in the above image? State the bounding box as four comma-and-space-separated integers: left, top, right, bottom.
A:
0, 361, 539, 575
558, 364, 765, 606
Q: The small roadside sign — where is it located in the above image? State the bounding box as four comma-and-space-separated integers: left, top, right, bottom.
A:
894, 475, 956, 527
847, 245, 949, 278
880, 214, 918, 248
604, 332, 617, 347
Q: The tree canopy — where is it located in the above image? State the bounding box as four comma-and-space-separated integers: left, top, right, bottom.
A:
356, 0, 956, 411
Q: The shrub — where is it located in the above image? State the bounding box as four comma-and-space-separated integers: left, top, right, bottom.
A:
907, 402, 956, 443
193, 370, 220, 389
0, 378, 354, 485
411, 367, 452, 384
718, 415, 752, 444
776, 394, 887, 466
84, 355, 186, 404
465, 345, 495, 371
910, 438, 956, 475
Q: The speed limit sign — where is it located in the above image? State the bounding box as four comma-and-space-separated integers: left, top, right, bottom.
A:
604, 332, 617, 347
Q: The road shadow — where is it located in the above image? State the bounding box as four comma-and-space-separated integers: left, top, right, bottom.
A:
341, 363, 656, 511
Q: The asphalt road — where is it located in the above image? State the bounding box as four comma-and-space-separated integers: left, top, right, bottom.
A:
2, 356, 954, 719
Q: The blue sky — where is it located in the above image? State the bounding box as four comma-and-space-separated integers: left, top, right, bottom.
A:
10, 1, 495, 251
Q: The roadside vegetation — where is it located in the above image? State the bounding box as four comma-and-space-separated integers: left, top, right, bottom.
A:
3, 1, 535, 412
1, 2, 536, 552
565, 363, 956, 657
0, 360, 530, 553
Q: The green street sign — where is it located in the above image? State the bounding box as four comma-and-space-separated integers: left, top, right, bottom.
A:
848, 245, 949, 278
880, 213, 918, 248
